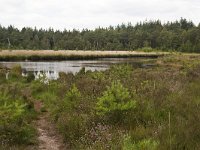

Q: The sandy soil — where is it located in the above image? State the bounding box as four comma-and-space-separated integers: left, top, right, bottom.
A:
37, 113, 66, 150
34, 101, 67, 150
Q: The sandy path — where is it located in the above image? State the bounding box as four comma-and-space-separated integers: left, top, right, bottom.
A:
37, 114, 62, 150
34, 102, 67, 150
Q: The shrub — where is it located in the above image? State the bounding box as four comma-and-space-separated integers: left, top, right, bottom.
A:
109, 65, 133, 80
0, 101, 26, 126
96, 81, 136, 124
54, 84, 85, 146
0, 91, 36, 145
26, 72, 35, 82
66, 84, 81, 102
59, 84, 81, 112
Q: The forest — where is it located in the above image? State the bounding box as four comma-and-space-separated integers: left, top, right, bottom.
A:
0, 18, 200, 52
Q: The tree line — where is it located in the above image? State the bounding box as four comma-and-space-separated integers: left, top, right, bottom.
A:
0, 18, 200, 52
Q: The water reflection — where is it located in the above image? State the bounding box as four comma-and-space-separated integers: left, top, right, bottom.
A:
22, 71, 59, 80
0, 58, 155, 80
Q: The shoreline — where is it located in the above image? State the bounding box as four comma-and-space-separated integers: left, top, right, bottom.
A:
0, 50, 167, 61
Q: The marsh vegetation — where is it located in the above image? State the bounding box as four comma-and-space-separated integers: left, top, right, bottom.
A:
1, 54, 200, 149
0, 50, 163, 61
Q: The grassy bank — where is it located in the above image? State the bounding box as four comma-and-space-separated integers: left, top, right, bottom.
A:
0, 50, 167, 61
1, 54, 200, 149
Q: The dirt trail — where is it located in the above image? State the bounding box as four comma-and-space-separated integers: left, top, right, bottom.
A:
34, 101, 67, 150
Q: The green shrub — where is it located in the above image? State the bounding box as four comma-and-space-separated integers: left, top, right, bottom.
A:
26, 72, 35, 82
58, 84, 81, 112
109, 65, 133, 80
52, 84, 83, 146
0, 91, 36, 145
96, 81, 136, 123
0, 101, 26, 126
66, 84, 81, 102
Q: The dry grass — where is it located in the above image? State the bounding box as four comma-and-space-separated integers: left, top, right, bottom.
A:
0, 50, 167, 57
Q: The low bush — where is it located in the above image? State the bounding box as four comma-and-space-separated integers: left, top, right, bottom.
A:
96, 80, 137, 124
0, 90, 37, 146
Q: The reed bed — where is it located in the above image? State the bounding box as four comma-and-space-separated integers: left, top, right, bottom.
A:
0, 50, 167, 61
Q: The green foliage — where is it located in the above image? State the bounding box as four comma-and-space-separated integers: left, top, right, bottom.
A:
26, 72, 35, 82
51, 84, 84, 146
137, 47, 156, 52
0, 90, 36, 145
58, 84, 81, 112
0, 101, 26, 125
0, 18, 199, 52
66, 84, 81, 102
109, 65, 133, 80
96, 81, 136, 123
53, 84, 81, 116
122, 135, 159, 150
90, 71, 105, 81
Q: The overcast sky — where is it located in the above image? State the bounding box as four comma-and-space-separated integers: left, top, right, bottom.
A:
0, 0, 199, 30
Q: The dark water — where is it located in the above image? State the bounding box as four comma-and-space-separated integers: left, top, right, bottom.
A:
0, 58, 156, 80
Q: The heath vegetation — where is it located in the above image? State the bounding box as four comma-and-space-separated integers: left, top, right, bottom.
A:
1, 54, 200, 149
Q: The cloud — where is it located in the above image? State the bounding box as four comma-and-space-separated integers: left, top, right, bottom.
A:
0, 0, 199, 30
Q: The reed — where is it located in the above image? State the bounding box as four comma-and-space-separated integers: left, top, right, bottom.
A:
0, 50, 167, 61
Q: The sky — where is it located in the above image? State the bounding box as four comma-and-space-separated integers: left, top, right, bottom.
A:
0, 0, 199, 30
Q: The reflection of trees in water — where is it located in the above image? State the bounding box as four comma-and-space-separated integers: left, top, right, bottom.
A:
2, 58, 131, 80
22, 70, 59, 80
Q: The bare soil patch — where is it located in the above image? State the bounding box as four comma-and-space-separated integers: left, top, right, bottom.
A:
34, 101, 67, 150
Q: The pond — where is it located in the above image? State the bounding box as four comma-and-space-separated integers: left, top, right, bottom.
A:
0, 58, 156, 80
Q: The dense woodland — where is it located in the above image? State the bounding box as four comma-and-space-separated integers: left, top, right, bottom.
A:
1, 18, 200, 52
